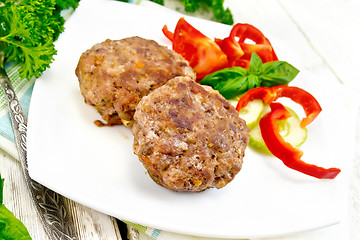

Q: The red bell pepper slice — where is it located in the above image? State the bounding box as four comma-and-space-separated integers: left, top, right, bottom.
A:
259, 102, 341, 179
236, 87, 277, 109
273, 86, 322, 128
162, 18, 228, 80
215, 23, 278, 68
236, 86, 322, 128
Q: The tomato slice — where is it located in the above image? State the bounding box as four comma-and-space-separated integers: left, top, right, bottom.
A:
162, 25, 173, 41
163, 18, 228, 80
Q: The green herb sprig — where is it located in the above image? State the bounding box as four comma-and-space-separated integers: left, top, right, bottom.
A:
117, 0, 234, 25
0, 0, 80, 80
0, 175, 32, 240
181, 0, 233, 25
200, 53, 299, 99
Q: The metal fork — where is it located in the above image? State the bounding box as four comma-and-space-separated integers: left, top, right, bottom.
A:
0, 66, 79, 240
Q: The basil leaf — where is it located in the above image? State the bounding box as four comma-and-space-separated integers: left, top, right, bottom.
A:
217, 76, 249, 99
248, 52, 262, 74
0, 175, 32, 240
200, 53, 299, 99
247, 74, 261, 89
200, 67, 250, 99
0, 177, 3, 204
260, 61, 299, 87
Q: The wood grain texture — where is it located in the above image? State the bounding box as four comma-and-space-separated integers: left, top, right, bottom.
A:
0, 149, 122, 240
279, 0, 360, 89
1, 0, 359, 239
128, 0, 360, 239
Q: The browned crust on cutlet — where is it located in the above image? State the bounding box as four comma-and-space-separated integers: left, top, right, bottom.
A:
132, 76, 250, 192
75, 36, 195, 126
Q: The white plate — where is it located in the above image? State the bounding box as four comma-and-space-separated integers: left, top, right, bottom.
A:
27, 0, 356, 238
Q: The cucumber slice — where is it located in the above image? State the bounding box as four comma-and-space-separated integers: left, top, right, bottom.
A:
229, 100, 239, 108
248, 105, 271, 154
229, 98, 264, 129
238, 99, 264, 129
249, 123, 272, 154
249, 105, 307, 154
280, 107, 308, 148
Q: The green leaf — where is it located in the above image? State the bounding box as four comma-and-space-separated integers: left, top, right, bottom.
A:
247, 74, 261, 89
182, 0, 201, 12
217, 75, 249, 99
149, 0, 164, 4
0, 205, 32, 240
260, 61, 299, 87
55, 0, 80, 10
209, 0, 234, 25
200, 67, 249, 99
0, 177, 3, 204
179, 0, 233, 24
248, 52, 262, 74
0, 175, 32, 239
0, 0, 80, 80
200, 52, 299, 99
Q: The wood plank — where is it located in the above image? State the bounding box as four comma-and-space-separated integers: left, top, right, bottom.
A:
279, 0, 360, 89
2, 1, 358, 239
67, 199, 122, 240
0, 149, 122, 239
126, 2, 359, 239
225, 0, 325, 69
0, 150, 49, 239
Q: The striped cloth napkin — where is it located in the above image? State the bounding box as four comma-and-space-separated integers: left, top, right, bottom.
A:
0, 1, 222, 240
124, 221, 211, 240
0, 63, 35, 160
0, 67, 204, 240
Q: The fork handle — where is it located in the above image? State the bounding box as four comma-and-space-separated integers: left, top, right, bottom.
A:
0, 67, 79, 240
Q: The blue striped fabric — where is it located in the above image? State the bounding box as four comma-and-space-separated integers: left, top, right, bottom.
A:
0, 1, 197, 239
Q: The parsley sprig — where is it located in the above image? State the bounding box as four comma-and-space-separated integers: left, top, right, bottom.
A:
118, 0, 234, 25
0, 0, 80, 80
181, 0, 233, 25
